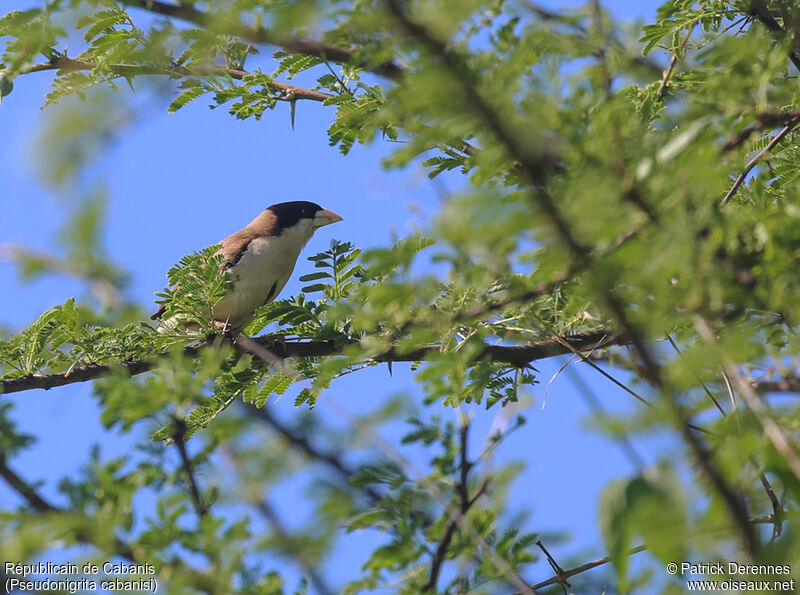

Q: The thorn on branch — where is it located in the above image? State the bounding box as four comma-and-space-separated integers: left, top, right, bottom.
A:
525, 544, 646, 592
536, 540, 570, 594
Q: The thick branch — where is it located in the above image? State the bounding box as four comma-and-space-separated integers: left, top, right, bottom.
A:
121, 0, 404, 80
0, 330, 627, 396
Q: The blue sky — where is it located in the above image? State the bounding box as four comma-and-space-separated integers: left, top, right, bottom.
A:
1, 0, 672, 591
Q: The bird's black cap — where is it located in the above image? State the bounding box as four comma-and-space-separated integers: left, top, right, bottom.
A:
267, 201, 323, 230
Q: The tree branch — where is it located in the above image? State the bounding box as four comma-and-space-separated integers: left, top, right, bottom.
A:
256, 498, 336, 595
722, 110, 800, 151
536, 540, 570, 594
656, 15, 698, 101
246, 404, 382, 503
523, 1, 663, 75
172, 418, 208, 518
0, 455, 57, 513
0, 456, 134, 568
423, 421, 489, 592
0, 460, 138, 562
385, 0, 560, 192
524, 545, 646, 592
312, 0, 760, 559
753, 375, 800, 393
121, 0, 404, 80
20, 56, 332, 103
720, 116, 800, 207
522, 503, 799, 594
0, 330, 629, 396
0, 454, 221, 592
749, 0, 800, 71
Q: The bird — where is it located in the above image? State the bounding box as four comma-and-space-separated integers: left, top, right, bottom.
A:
152, 201, 342, 331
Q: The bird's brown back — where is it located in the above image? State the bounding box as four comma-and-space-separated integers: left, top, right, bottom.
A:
151, 209, 280, 320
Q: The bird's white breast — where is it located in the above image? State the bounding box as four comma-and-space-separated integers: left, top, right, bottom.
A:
213, 223, 313, 328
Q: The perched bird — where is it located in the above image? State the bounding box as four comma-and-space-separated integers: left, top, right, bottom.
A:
153, 201, 342, 330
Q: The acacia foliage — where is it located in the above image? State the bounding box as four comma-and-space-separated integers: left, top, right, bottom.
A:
3, 0, 800, 593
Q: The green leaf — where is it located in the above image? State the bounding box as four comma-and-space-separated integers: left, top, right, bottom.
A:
77, 8, 130, 43
298, 271, 333, 282
168, 85, 209, 113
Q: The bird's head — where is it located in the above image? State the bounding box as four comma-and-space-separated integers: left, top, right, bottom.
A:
266, 201, 343, 235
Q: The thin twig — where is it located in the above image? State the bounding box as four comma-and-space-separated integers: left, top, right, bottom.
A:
523, 1, 663, 75
0, 456, 57, 513
0, 456, 224, 591
423, 422, 489, 592
565, 365, 645, 469
230, 334, 536, 593
524, 545, 647, 592
722, 110, 800, 151
323, 397, 536, 594
530, 312, 757, 555
535, 540, 570, 594
720, 117, 800, 207
385, 0, 561, 192
172, 418, 208, 517
666, 334, 784, 538
246, 404, 382, 503
20, 56, 332, 102
656, 16, 699, 101
694, 318, 800, 486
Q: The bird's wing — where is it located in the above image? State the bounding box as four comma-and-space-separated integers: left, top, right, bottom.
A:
151, 210, 280, 320
217, 209, 280, 270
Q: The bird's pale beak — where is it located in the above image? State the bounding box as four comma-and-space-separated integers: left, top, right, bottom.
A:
313, 209, 343, 228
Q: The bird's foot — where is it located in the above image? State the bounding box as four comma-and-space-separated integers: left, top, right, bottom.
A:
213, 320, 233, 332
212, 320, 240, 342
